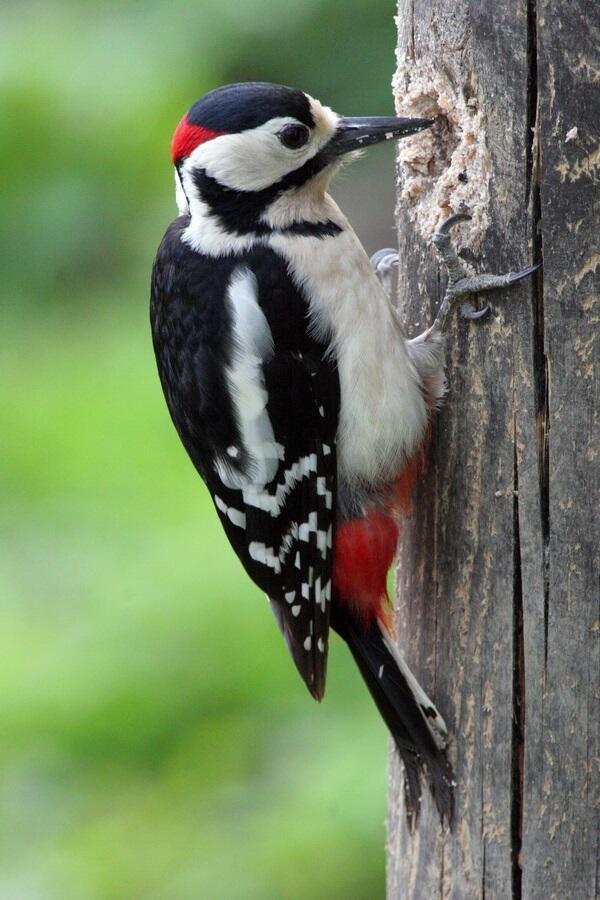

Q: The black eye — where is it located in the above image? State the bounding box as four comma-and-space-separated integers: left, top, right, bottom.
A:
278, 124, 310, 149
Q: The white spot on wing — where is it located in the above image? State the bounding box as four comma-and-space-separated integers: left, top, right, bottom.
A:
299, 511, 320, 543
298, 523, 310, 542
278, 522, 298, 563
227, 507, 246, 528
213, 495, 246, 528
316, 530, 327, 558
249, 541, 281, 574
214, 496, 228, 514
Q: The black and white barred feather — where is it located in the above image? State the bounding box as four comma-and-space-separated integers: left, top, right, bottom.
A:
151, 215, 339, 698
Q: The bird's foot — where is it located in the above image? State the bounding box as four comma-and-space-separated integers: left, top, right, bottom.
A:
430, 212, 540, 334
370, 247, 399, 297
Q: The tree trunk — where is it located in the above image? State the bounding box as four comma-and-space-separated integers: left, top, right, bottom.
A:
387, 2, 598, 897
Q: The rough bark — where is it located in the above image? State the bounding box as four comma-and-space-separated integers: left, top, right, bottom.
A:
387, 2, 598, 898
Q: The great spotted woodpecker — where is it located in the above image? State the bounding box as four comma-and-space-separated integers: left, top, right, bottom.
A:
150, 82, 536, 823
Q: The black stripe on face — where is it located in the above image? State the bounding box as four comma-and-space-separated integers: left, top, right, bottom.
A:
191, 149, 339, 236
187, 82, 315, 134
283, 220, 342, 238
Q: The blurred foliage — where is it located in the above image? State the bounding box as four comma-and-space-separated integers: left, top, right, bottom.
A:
1, 1, 399, 897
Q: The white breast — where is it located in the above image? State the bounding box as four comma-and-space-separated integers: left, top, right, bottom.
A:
270, 201, 428, 488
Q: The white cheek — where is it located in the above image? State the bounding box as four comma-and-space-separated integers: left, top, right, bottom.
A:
200, 137, 288, 190
184, 120, 309, 192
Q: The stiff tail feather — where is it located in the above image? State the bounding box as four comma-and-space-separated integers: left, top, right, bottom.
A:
332, 606, 454, 827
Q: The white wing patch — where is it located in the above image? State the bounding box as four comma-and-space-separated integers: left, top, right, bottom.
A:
218, 268, 281, 490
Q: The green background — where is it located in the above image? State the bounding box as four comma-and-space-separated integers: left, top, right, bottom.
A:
1, 2, 401, 896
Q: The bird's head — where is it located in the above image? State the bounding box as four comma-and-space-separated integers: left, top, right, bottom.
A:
171, 82, 433, 233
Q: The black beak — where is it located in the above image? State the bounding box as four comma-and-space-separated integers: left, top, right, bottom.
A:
328, 115, 435, 156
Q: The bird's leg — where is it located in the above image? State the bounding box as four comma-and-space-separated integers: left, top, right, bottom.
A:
426, 212, 540, 336
370, 247, 399, 297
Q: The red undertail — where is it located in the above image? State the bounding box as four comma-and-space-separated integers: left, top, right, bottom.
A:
332, 447, 426, 624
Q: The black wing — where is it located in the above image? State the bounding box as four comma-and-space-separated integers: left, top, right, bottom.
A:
150, 218, 339, 699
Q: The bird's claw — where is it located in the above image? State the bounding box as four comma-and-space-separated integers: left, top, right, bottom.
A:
433, 211, 472, 237
460, 302, 490, 321
431, 213, 540, 333
370, 248, 399, 296
370, 247, 398, 269
504, 263, 542, 285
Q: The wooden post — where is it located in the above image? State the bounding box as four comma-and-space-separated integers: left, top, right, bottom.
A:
387, 2, 598, 897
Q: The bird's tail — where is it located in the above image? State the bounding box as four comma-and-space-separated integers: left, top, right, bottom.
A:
332, 606, 454, 827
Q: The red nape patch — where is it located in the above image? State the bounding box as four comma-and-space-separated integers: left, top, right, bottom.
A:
170, 115, 226, 163
333, 511, 399, 626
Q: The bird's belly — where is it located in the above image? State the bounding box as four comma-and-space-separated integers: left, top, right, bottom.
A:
270, 227, 428, 488
334, 328, 428, 487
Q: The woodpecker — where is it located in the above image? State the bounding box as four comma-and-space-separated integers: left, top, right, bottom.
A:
150, 82, 536, 824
